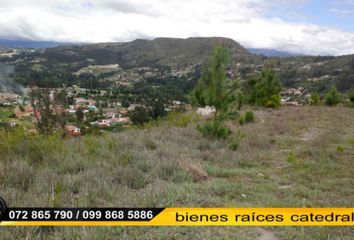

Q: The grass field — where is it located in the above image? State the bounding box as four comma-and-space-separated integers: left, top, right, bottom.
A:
0, 106, 353, 239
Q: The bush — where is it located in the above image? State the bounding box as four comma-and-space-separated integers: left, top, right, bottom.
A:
239, 111, 255, 125
244, 111, 255, 123
238, 116, 245, 125
324, 86, 340, 106
144, 139, 157, 150
115, 167, 150, 189
287, 152, 297, 164
336, 145, 345, 153
265, 95, 281, 108
349, 89, 354, 103
198, 121, 231, 140
229, 138, 240, 151
228, 130, 246, 151
310, 93, 321, 105
165, 112, 195, 127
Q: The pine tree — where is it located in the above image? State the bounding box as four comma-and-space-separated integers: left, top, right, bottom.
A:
192, 46, 232, 117
247, 67, 282, 108
191, 45, 233, 139
324, 86, 340, 106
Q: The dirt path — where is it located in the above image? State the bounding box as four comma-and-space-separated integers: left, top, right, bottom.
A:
256, 227, 280, 240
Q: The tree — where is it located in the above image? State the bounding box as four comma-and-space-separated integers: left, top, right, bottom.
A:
349, 89, 354, 103
191, 46, 232, 116
54, 89, 69, 107
324, 86, 340, 106
151, 100, 166, 119
30, 88, 68, 135
246, 67, 282, 108
75, 108, 84, 122
122, 99, 130, 108
130, 107, 150, 125
191, 46, 233, 139
228, 78, 244, 110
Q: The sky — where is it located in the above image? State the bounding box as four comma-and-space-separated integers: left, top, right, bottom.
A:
0, 0, 354, 55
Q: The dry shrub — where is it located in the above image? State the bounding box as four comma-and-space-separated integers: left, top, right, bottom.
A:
179, 161, 208, 182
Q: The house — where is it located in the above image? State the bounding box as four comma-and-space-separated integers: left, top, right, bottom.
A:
65, 125, 81, 136
88, 105, 98, 112
119, 108, 129, 115
9, 121, 17, 127
0, 93, 20, 101
74, 98, 96, 109
53, 105, 66, 114
282, 101, 301, 106
127, 104, 144, 112
15, 105, 34, 118
106, 112, 120, 119
67, 109, 76, 114
113, 117, 131, 125
172, 100, 182, 106
97, 119, 112, 127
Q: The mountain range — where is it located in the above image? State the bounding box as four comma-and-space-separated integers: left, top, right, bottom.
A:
0, 38, 303, 58
1, 37, 353, 92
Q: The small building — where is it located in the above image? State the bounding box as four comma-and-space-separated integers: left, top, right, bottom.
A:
114, 117, 131, 125
65, 125, 81, 136
97, 119, 112, 127
74, 98, 96, 109
9, 121, 17, 127
0, 93, 20, 101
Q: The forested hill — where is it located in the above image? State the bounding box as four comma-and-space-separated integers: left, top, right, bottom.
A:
1, 37, 353, 92
43, 37, 260, 68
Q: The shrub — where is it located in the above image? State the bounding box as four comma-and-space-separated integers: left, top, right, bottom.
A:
228, 130, 246, 151
244, 111, 255, 123
119, 153, 133, 166
287, 152, 297, 164
144, 139, 157, 150
324, 86, 340, 106
84, 136, 100, 156
229, 138, 240, 151
157, 161, 192, 183
198, 121, 231, 140
238, 116, 245, 125
115, 167, 150, 190
349, 89, 354, 103
265, 94, 281, 108
165, 112, 195, 127
3, 131, 65, 165
336, 145, 345, 153
239, 111, 255, 125
310, 93, 321, 105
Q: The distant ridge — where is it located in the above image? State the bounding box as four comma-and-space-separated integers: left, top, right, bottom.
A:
44, 37, 260, 67
0, 39, 75, 49
248, 48, 305, 57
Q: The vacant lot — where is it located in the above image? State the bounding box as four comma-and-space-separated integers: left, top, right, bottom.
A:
1, 106, 353, 240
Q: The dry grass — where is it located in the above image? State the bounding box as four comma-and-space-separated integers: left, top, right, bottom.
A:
0, 106, 353, 239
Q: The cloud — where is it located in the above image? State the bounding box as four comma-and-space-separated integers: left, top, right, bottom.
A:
0, 0, 353, 55
329, 8, 354, 16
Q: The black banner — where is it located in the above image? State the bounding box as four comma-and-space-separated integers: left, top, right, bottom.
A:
0, 197, 6, 221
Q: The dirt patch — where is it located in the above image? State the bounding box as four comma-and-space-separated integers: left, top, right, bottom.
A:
257, 227, 280, 240
299, 127, 318, 141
